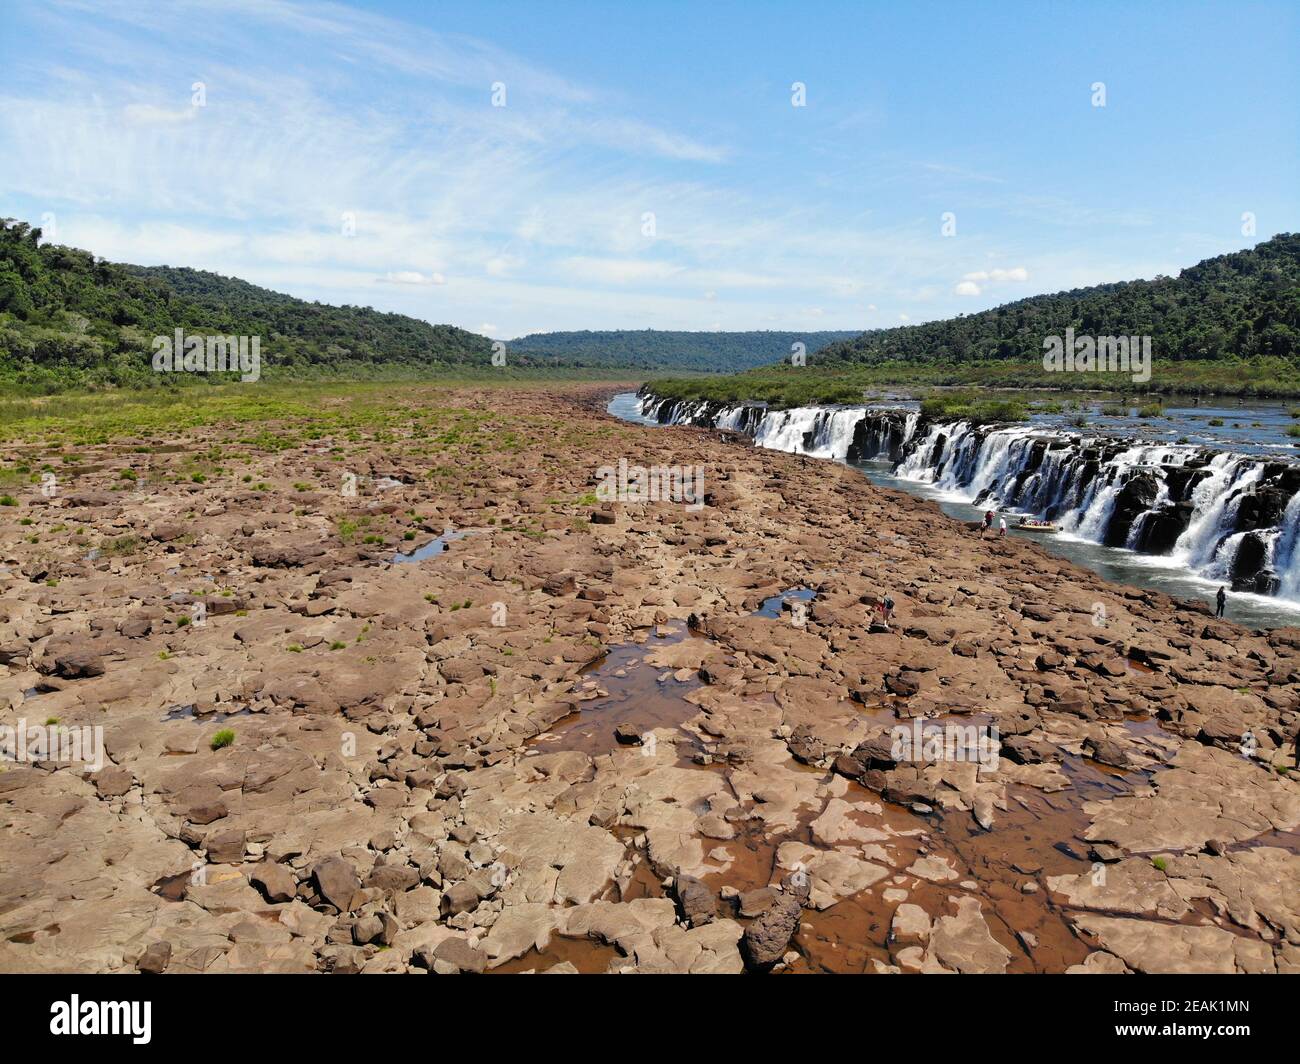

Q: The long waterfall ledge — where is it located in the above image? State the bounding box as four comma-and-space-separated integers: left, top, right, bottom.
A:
634, 390, 1300, 607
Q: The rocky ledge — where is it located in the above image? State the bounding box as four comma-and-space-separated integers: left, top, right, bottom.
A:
0, 382, 1296, 975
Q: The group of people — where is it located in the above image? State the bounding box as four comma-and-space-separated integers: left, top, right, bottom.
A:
982, 510, 1007, 537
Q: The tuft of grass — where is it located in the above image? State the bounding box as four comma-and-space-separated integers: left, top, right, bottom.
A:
209, 729, 235, 751
101, 535, 141, 557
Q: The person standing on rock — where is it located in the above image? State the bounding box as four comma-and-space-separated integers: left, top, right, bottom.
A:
998, 517, 1007, 538
983, 510, 994, 533
880, 593, 895, 626
1216, 585, 1227, 618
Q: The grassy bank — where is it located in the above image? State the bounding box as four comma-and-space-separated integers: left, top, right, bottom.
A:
0, 373, 640, 446
644, 356, 1300, 408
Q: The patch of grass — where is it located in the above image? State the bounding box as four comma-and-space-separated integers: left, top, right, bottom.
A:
100, 535, 141, 557
209, 729, 235, 751
918, 392, 1028, 425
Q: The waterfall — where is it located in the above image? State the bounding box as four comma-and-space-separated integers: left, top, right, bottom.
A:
633, 390, 1300, 601
1169, 456, 1262, 571
1272, 493, 1300, 597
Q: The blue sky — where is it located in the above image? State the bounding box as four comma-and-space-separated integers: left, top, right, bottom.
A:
1, 0, 1296, 340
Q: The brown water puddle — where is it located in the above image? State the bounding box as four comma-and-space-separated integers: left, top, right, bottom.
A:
490, 935, 624, 974
1233, 827, 1300, 853
515, 601, 1219, 973
528, 620, 710, 761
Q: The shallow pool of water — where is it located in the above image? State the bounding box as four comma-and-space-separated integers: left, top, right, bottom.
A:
391, 528, 467, 564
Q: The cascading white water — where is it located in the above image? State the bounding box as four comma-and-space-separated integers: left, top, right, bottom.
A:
1169, 455, 1262, 571
1061, 445, 1146, 538
895, 422, 955, 482
1271, 492, 1300, 598
751, 406, 870, 459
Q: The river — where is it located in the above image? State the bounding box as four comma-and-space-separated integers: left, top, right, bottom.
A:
608, 391, 1300, 629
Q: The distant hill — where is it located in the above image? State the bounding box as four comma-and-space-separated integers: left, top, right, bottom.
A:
508, 329, 859, 373
0, 218, 858, 391
0, 217, 492, 392
641, 234, 1300, 405
814, 233, 1300, 368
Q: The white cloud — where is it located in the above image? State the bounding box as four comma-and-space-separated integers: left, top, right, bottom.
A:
954, 280, 982, 296
122, 103, 196, 125
383, 270, 445, 285
559, 257, 687, 285
961, 266, 1029, 283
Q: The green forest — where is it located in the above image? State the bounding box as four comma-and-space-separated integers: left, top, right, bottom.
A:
817, 233, 1300, 369
507, 329, 857, 372
647, 234, 1300, 405
0, 218, 494, 393
5, 216, 1299, 398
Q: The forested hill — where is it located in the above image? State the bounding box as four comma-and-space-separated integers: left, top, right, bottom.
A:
813, 233, 1300, 368
508, 329, 858, 372
0, 217, 493, 391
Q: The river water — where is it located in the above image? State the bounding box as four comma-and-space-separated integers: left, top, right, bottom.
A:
608, 391, 1300, 629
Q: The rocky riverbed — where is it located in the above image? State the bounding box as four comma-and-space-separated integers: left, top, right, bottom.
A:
1, 382, 1297, 974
